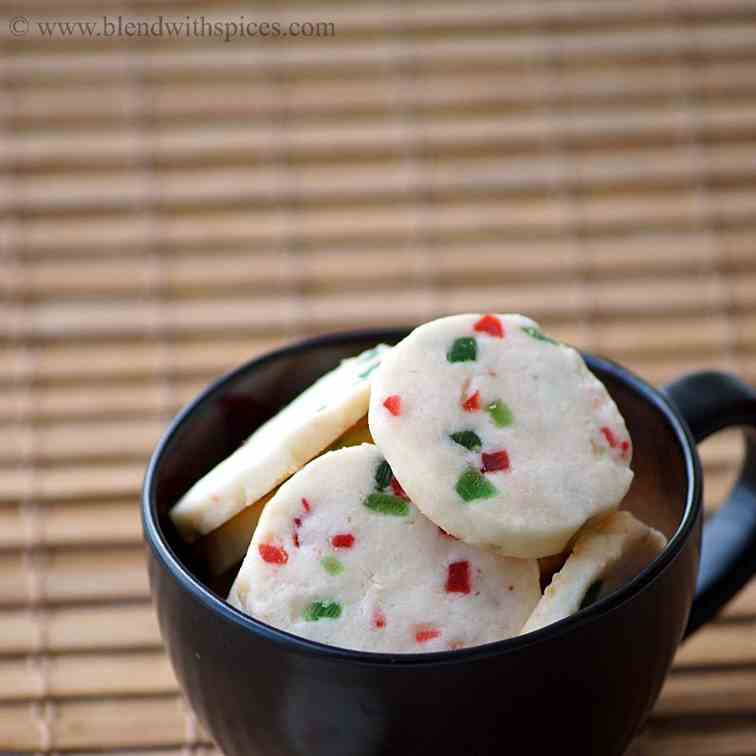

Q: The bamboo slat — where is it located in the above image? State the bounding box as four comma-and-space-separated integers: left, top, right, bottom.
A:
0, 22, 751, 80
45, 547, 148, 602
723, 580, 756, 617
0, 704, 41, 750
0, 500, 143, 551
0, 337, 281, 386
0, 604, 160, 655
658, 670, 756, 717
4, 284, 749, 344
631, 724, 756, 756
0, 383, 168, 422
0, 464, 145, 503
39, 502, 144, 547
674, 625, 756, 667
50, 697, 193, 749
0, 651, 176, 702
45, 604, 160, 653
14, 233, 755, 302
9, 58, 756, 133
8, 143, 756, 215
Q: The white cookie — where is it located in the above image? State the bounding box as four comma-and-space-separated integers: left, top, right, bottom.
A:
171, 345, 391, 542
193, 417, 375, 576
368, 314, 633, 558
228, 444, 540, 653
521, 511, 667, 634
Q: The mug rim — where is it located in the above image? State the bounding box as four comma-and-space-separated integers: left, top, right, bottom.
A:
142, 327, 701, 666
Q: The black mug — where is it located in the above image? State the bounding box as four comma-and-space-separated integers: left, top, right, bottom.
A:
142, 330, 756, 756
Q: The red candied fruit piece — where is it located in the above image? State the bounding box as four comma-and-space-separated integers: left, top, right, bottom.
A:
302, 498, 311, 512
383, 395, 401, 416
481, 450, 510, 473
373, 609, 386, 629
601, 427, 618, 448
258, 543, 288, 565
462, 390, 481, 412
415, 627, 441, 644
390, 476, 409, 500
446, 561, 471, 594
438, 526, 458, 540
292, 515, 304, 548
331, 533, 355, 549
473, 314, 505, 339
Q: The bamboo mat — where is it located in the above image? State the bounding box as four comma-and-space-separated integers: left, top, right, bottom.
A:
2, 0, 756, 753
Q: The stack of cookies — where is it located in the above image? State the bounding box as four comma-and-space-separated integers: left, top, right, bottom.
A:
170, 314, 665, 653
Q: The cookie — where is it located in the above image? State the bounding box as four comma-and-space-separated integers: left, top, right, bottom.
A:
520, 511, 666, 634
171, 344, 391, 542
368, 314, 633, 558
228, 444, 540, 653
192, 416, 374, 576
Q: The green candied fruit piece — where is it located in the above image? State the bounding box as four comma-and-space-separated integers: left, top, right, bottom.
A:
374, 460, 393, 490
449, 430, 482, 451
321, 556, 344, 576
579, 580, 603, 611
455, 469, 498, 502
521, 326, 558, 345
303, 600, 343, 622
359, 362, 380, 380
487, 400, 513, 428
358, 346, 380, 362
447, 337, 477, 363
363, 492, 409, 516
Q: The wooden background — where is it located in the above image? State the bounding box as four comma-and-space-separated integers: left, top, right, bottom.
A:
2, 0, 756, 753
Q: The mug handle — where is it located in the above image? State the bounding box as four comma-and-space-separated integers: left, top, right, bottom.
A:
663, 371, 756, 637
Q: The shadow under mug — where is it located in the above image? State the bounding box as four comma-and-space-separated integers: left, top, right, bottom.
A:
142, 329, 756, 756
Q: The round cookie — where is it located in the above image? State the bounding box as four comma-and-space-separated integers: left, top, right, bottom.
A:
368, 314, 633, 558
520, 511, 666, 635
228, 444, 540, 653
171, 344, 391, 542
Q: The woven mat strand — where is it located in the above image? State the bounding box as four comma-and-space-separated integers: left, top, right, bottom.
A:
1, 1, 756, 752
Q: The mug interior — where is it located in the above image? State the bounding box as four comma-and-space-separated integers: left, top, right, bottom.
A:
147, 331, 693, 629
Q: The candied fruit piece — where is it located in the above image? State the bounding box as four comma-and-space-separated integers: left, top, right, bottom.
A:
450, 430, 482, 451
448, 337, 477, 363
415, 627, 441, 643
446, 561, 471, 594
331, 533, 355, 549
321, 556, 344, 576
258, 544, 288, 565
487, 399, 513, 428
473, 314, 504, 338
522, 326, 557, 345
462, 390, 481, 412
481, 450, 510, 473
456, 469, 497, 502
374, 460, 393, 489
363, 493, 409, 516
304, 601, 342, 621
383, 395, 401, 416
